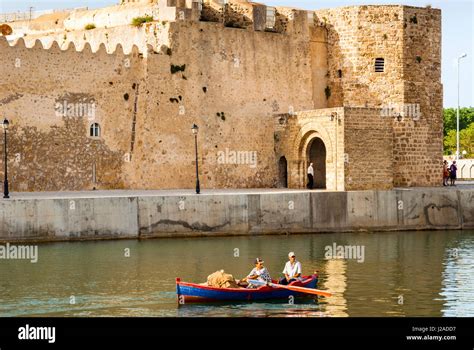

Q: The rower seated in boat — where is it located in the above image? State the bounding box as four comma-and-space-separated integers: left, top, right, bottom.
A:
278, 252, 302, 285
238, 258, 272, 288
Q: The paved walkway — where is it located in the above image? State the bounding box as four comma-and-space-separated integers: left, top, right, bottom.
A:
2, 181, 473, 200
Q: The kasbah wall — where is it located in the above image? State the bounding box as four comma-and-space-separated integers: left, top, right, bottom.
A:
0, 0, 442, 192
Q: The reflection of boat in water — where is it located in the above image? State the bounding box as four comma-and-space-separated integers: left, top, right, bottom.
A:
176, 275, 318, 303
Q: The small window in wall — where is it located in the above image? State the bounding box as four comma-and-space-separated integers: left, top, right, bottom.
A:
90, 123, 100, 138
266, 7, 276, 29
375, 57, 385, 72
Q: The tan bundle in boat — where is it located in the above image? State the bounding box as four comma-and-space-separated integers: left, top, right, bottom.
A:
207, 270, 240, 289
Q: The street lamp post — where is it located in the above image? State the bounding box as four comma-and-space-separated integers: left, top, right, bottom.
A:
191, 124, 200, 194
2, 118, 10, 199
456, 53, 467, 161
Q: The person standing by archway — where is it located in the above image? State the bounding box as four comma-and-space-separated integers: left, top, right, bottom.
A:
307, 162, 314, 189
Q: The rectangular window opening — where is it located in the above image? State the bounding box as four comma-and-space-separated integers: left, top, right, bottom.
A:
266, 7, 276, 29
375, 57, 385, 72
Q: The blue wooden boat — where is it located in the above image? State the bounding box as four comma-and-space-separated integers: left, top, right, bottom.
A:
176, 275, 318, 303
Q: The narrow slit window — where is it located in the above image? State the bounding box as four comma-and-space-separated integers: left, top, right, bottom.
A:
375, 57, 385, 72
90, 123, 100, 138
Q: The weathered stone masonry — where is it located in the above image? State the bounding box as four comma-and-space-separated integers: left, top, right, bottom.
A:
0, 0, 443, 192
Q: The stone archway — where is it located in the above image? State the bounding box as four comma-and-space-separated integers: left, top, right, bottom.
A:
294, 127, 332, 190
307, 137, 327, 189
278, 156, 288, 188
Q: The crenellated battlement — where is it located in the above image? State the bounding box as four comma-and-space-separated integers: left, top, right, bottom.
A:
0, 36, 147, 57
0, 0, 317, 56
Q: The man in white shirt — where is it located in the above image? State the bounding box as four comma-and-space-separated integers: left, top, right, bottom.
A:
307, 163, 314, 189
279, 252, 302, 285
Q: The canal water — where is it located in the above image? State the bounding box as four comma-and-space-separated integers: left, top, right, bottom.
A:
0, 230, 473, 317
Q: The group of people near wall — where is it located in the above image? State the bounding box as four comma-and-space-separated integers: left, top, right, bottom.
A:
443, 160, 457, 186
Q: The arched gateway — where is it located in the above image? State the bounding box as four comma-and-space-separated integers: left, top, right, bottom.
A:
307, 137, 327, 188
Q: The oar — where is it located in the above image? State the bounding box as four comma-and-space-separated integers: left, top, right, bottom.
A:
248, 279, 332, 298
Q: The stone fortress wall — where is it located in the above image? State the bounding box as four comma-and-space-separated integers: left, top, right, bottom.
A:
0, 0, 443, 192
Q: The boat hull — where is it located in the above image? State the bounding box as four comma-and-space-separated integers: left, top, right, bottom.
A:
176, 275, 318, 303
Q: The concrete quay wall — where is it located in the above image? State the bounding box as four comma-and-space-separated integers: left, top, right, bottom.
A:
0, 189, 472, 242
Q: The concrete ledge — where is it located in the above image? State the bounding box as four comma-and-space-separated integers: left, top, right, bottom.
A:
397, 189, 462, 230
0, 197, 139, 242
459, 190, 474, 229
138, 195, 249, 238
0, 188, 472, 242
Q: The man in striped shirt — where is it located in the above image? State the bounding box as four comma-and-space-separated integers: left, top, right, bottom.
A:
240, 258, 272, 288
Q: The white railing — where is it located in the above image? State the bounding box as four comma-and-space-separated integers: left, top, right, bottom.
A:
458, 159, 474, 179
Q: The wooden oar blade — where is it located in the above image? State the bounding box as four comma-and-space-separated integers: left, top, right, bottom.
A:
279, 284, 332, 298
247, 279, 332, 297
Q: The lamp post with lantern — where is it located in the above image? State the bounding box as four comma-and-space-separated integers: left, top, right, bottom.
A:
191, 124, 200, 194
2, 118, 10, 199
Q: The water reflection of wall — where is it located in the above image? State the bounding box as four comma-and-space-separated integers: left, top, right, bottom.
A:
322, 259, 348, 317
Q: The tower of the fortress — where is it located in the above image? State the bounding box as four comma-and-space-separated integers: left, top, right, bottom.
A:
315, 5, 442, 187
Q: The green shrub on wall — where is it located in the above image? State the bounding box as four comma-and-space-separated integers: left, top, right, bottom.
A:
132, 16, 153, 27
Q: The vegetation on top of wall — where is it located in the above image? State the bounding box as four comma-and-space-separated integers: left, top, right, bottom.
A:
170, 64, 186, 74
84, 23, 96, 30
131, 15, 153, 27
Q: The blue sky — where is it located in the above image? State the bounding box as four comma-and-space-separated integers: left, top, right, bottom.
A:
0, 0, 472, 108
